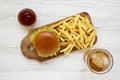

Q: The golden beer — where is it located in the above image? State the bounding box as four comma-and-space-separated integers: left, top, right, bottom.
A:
84, 49, 113, 74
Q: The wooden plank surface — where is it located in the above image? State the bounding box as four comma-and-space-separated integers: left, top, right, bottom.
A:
0, 0, 120, 80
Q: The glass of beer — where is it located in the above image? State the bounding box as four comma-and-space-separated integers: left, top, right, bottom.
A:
84, 48, 113, 74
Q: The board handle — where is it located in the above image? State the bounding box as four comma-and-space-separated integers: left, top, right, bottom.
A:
21, 30, 38, 59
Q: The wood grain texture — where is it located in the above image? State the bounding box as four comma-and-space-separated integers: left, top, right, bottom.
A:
0, 0, 120, 80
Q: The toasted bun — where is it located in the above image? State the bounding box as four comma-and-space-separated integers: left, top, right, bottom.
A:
33, 31, 59, 56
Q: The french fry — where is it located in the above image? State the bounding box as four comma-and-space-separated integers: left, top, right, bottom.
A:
65, 42, 75, 54
72, 15, 80, 28
51, 17, 73, 28
87, 27, 94, 33
90, 35, 95, 46
60, 43, 72, 53
51, 14, 96, 55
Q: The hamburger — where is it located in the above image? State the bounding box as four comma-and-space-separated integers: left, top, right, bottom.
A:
30, 27, 60, 58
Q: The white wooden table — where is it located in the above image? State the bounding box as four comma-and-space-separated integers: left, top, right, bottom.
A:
0, 0, 120, 80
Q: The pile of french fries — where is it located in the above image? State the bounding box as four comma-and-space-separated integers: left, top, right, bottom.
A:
51, 14, 96, 54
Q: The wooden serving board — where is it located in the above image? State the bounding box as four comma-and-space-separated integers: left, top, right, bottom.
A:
21, 12, 97, 62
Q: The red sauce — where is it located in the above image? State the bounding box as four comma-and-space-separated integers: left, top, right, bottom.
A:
18, 8, 36, 26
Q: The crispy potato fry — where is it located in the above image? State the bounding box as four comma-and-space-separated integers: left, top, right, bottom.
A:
51, 14, 96, 54
72, 15, 80, 28
90, 35, 95, 46
60, 43, 72, 53
51, 17, 73, 28
65, 42, 75, 54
